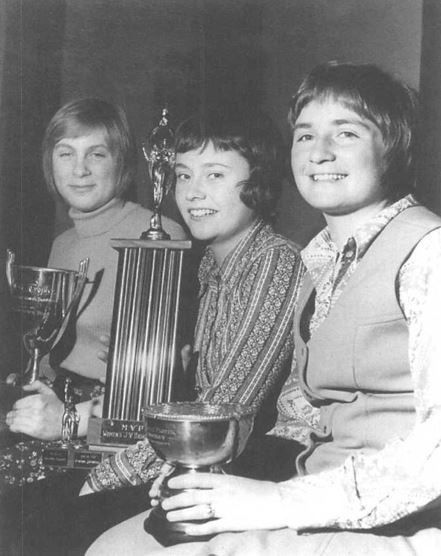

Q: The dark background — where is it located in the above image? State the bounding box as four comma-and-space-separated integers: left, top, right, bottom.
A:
0, 0, 440, 373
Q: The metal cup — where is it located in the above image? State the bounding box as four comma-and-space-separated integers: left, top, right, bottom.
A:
143, 401, 255, 546
5, 250, 88, 385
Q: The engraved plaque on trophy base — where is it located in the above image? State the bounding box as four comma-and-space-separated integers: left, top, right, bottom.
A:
86, 416, 145, 448
43, 441, 107, 469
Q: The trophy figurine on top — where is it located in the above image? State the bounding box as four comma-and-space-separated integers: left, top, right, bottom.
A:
142, 108, 176, 240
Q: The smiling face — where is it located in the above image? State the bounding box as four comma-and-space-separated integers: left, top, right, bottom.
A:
52, 128, 119, 213
291, 98, 388, 222
174, 142, 257, 264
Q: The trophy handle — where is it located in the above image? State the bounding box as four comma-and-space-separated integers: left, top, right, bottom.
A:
5, 249, 15, 290
54, 258, 89, 345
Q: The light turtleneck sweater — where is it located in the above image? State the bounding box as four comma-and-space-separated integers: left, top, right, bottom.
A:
45, 198, 185, 380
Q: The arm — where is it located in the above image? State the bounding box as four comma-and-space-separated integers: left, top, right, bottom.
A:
271, 228, 441, 531
85, 439, 163, 492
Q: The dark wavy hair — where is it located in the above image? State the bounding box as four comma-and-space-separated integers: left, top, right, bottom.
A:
288, 61, 420, 201
174, 104, 285, 222
42, 98, 137, 201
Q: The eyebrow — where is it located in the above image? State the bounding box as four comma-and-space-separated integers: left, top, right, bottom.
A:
53, 142, 109, 150
175, 162, 231, 169
293, 118, 371, 132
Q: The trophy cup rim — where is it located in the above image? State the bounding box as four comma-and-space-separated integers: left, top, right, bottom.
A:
9, 263, 80, 277
142, 401, 255, 423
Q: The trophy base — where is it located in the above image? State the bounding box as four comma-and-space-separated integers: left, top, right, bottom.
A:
140, 228, 170, 241
42, 441, 107, 469
144, 506, 214, 547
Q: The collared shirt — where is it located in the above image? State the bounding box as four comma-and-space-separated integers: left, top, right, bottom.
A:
273, 195, 441, 530
195, 220, 302, 413
87, 220, 303, 491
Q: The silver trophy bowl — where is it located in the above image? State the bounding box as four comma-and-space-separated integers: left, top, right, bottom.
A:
143, 401, 255, 546
5, 250, 88, 385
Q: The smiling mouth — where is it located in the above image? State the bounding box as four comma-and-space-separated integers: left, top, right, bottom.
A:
189, 208, 217, 218
311, 174, 347, 182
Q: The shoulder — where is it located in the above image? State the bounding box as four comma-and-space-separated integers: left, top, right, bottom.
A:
408, 226, 441, 267
250, 226, 302, 267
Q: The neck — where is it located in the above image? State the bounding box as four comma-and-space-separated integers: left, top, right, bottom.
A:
324, 201, 389, 249
210, 219, 259, 266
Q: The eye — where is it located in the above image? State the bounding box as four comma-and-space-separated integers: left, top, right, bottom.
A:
89, 150, 107, 159
175, 172, 190, 181
295, 133, 313, 143
338, 130, 358, 139
208, 172, 223, 179
55, 150, 72, 158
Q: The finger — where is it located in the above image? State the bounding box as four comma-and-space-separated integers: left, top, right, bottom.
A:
99, 334, 110, 347
162, 489, 211, 511
6, 373, 18, 385
166, 503, 216, 523
22, 380, 53, 395
12, 394, 41, 411
167, 472, 224, 491
97, 351, 108, 363
149, 462, 175, 499
7, 413, 39, 434
184, 519, 227, 537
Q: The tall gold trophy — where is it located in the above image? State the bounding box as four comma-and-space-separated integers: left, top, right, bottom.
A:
87, 109, 191, 450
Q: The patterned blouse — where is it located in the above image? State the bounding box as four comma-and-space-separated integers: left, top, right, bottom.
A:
87, 220, 303, 491
272, 196, 441, 531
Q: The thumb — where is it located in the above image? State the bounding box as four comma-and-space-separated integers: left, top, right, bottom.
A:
22, 380, 54, 395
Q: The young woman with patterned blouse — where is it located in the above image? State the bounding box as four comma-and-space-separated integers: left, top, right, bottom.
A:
81, 105, 304, 494
88, 64, 441, 556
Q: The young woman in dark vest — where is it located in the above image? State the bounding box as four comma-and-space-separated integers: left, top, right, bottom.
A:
88, 63, 441, 556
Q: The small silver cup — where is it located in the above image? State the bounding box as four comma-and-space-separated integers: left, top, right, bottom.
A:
143, 401, 255, 546
5, 250, 88, 385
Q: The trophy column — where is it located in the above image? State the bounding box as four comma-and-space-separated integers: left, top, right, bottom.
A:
87, 238, 191, 448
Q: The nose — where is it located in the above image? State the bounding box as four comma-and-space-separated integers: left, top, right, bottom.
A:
185, 175, 206, 200
73, 155, 91, 177
309, 136, 335, 164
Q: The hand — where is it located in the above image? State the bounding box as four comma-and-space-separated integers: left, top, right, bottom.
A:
6, 380, 64, 440
6, 373, 18, 386
162, 473, 286, 536
148, 462, 175, 506
97, 334, 110, 363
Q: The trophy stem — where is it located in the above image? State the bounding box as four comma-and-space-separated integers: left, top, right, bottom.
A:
24, 346, 41, 385
141, 212, 171, 241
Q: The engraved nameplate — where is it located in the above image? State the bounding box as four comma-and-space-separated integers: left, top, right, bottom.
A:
100, 419, 146, 445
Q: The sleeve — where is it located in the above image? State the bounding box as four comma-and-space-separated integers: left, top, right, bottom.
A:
199, 245, 302, 413
272, 228, 441, 531
87, 439, 163, 491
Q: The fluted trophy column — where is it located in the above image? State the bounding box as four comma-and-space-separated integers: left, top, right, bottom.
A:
86, 109, 191, 450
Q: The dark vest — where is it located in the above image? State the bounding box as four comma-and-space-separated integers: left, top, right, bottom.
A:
294, 206, 441, 475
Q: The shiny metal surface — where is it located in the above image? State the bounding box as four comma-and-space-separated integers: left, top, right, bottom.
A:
143, 401, 255, 467
5, 250, 88, 384
102, 241, 190, 422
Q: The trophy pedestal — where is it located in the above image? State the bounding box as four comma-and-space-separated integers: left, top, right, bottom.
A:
42, 441, 107, 469
144, 506, 214, 547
